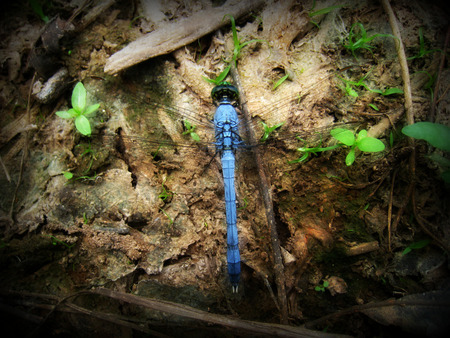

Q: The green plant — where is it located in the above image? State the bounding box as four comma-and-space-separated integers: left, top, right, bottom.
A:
402, 239, 431, 255
339, 71, 403, 98
315, 280, 329, 292
56, 82, 100, 136
272, 73, 289, 90
402, 122, 450, 182
414, 70, 437, 101
408, 27, 441, 60
47, 235, 76, 249
308, 1, 344, 28
368, 103, 379, 111
183, 120, 200, 141
290, 128, 385, 166
238, 196, 248, 211
344, 22, 395, 59
160, 208, 174, 226
205, 15, 266, 85
62, 171, 73, 180
260, 121, 284, 142
158, 178, 173, 202
29, 0, 49, 23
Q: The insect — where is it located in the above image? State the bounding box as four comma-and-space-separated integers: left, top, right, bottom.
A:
83, 65, 359, 292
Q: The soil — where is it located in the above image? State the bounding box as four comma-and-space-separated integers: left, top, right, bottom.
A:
1, 0, 449, 337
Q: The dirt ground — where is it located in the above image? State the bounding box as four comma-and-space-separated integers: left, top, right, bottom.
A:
1, 0, 449, 337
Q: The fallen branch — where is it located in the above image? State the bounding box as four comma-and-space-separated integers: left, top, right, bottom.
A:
2, 288, 350, 337
229, 61, 288, 324
104, 0, 265, 74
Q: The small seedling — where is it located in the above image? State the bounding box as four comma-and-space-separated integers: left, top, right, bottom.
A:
402, 239, 430, 255
344, 22, 395, 59
368, 103, 379, 111
47, 235, 76, 249
238, 196, 248, 211
339, 71, 403, 98
315, 280, 329, 292
160, 208, 174, 226
182, 120, 200, 141
408, 27, 441, 60
62, 171, 73, 180
205, 15, 266, 85
272, 73, 289, 90
331, 128, 385, 166
56, 82, 100, 136
308, 1, 344, 28
158, 178, 173, 202
83, 212, 89, 224
260, 121, 284, 142
29, 0, 49, 23
291, 128, 385, 166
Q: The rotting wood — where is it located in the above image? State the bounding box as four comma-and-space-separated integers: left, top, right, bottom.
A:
104, 0, 265, 74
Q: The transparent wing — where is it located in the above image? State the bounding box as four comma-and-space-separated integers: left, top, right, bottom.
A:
86, 68, 360, 158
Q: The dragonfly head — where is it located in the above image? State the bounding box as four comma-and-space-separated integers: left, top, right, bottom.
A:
211, 83, 239, 105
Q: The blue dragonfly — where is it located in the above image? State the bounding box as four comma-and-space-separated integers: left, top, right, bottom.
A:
87, 67, 357, 292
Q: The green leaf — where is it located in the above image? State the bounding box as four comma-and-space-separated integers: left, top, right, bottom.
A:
56, 109, 77, 119
382, 87, 403, 96
356, 129, 368, 142
331, 128, 355, 146
402, 239, 431, 255
357, 137, 385, 152
273, 73, 289, 90
63, 171, 73, 180
190, 132, 200, 142
75, 115, 91, 136
408, 239, 431, 249
402, 122, 450, 151
368, 103, 379, 111
71, 82, 87, 113
402, 247, 412, 255
345, 148, 356, 166
84, 103, 100, 116
309, 5, 344, 17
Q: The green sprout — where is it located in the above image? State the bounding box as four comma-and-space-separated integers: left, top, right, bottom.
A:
344, 22, 395, 59
238, 196, 248, 211
402, 239, 431, 255
47, 235, 76, 249
205, 15, 266, 85
160, 208, 174, 226
28, 0, 49, 23
408, 27, 441, 60
62, 171, 73, 180
182, 120, 200, 141
368, 103, 379, 111
339, 71, 403, 98
260, 121, 284, 142
402, 122, 450, 182
272, 73, 289, 90
290, 128, 385, 166
315, 280, 329, 292
308, 1, 344, 28
82, 212, 89, 224
158, 178, 173, 202
56, 82, 100, 136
